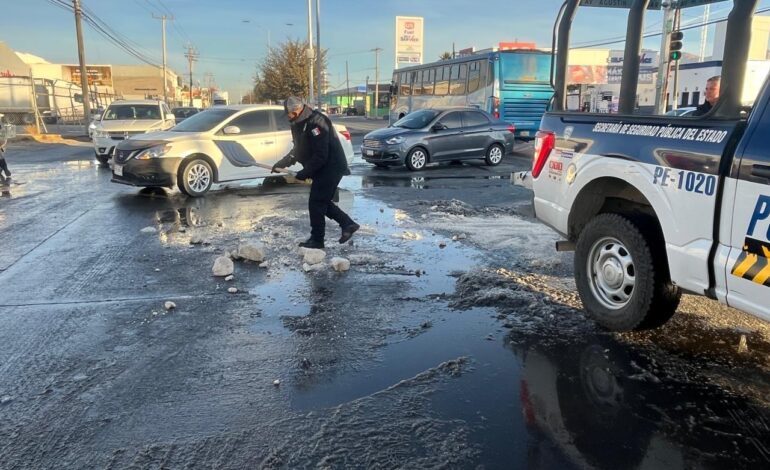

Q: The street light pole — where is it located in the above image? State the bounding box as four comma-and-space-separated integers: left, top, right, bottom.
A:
73, 0, 91, 135
307, 0, 314, 104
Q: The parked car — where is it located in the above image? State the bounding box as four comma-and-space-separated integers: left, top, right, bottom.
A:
171, 106, 201, 123
361, 108, 515, 170
664, 107, 697, 117
92, 100, 176, 165
110, 104, 354, 197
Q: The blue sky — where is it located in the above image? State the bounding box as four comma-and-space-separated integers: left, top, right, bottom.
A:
3, 0, 768, 97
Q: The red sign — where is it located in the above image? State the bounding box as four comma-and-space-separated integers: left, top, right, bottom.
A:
499, 42, 537, 50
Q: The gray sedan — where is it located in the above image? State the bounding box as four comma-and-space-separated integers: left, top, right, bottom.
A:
361, 108, 515, 171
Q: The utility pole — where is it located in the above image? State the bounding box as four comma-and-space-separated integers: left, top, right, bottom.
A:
184, 44, 198, 107
73, 0, 91, 135
373, 47, 382, 119
699, 4, 710, 62
315, 0, 321, 108
307, 0, 314, 104
365, 75, 369, 118
654, 2, 675, 114
345, 60, 350, 109
672, 6, 682, 111
152, 13, 173, 105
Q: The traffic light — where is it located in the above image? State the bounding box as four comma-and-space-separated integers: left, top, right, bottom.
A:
669, 31, 684, 61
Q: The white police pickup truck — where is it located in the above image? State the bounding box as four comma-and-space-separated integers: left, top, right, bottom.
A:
515, 0, 769, 331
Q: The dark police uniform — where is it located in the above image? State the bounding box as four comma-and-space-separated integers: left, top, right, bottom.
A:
692, 100, 713, 117
274, 107, 355, 243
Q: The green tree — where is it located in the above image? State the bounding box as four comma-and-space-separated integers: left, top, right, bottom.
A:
253, 39, 327, 103
439, 51, 453, 60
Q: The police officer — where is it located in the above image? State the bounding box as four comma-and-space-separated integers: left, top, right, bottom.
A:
0, 113, 11, 181
272, 96, 359, 249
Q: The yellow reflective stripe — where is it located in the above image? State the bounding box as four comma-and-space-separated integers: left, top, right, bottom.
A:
752, 247, 770, 284
733, 253, 758, 278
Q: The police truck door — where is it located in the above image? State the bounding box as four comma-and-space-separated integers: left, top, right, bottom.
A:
724, 103, 770, 322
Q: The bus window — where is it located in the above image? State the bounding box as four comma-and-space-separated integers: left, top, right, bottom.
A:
424, 68, 435, 95
468, 61, 481, 93
450, 63, 467, 96
413, 70, 424, 96
400, 72, 411, 96
435, 66, 450, 95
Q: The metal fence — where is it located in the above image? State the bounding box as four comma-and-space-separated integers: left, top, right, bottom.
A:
0, 76, 122, 132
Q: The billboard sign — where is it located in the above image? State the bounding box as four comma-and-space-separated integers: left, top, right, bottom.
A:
606, 50, 658, 84
395, 16, 424, 69
63, 65, 113, 87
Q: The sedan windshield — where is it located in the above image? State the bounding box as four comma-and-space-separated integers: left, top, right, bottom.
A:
171, 108, 237, 132
103, 105, 161, 120
392, 109, 440, 129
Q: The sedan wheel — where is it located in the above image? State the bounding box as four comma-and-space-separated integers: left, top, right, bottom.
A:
179, 159, 213, 197
485, 144, 504, 166
406, 148, 428, 171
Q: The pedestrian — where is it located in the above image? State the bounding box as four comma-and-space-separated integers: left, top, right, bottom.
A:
0, 114, 11, 181
272, 96, 359, 249
692, 75, 721, 116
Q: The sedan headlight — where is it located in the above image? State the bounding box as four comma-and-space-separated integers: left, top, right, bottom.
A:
134, 144, 172, 160
385, 136, 406, 145
93, 128, 109, 138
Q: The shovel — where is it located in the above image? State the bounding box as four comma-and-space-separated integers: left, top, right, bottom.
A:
251, 162, 310, 185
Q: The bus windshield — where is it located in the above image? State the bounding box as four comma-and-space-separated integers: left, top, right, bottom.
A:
499, 53, 551, 84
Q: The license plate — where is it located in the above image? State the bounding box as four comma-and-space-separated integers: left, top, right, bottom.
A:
365, 150, 374, 156
114, 164, 123, 176
520, 131, 530, 137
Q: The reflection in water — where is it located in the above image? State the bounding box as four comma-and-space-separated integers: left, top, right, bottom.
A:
511, 335, 770, 469
361, 174, 506, 190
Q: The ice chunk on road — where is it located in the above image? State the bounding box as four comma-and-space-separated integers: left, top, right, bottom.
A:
212, 256, 234, 277
190, 234, 204, 245
164, 301, 176, 310
237, 243, 266, 262
227, 287, 238, 294
331, 257, 350, 272
301, 248, 326, 265
140, 226, 157, 234
302, 262, 326, 272
391, 231, 422, 241
348, 254, 380, 265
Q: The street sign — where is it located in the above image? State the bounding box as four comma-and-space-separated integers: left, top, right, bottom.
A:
675, 0, 729, 8
579, 0, 662, 10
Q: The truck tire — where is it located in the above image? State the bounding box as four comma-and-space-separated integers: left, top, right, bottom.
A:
574, 213, 681, 331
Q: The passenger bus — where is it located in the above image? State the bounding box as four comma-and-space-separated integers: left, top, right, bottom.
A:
389, 49, 553, 139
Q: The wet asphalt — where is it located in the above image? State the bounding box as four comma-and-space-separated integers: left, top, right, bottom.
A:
0, 127, 769, 469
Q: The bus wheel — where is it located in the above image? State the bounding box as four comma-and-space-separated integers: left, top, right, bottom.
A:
405, 148, 428, 171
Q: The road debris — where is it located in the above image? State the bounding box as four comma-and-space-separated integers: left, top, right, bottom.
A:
238, 243, 266, 262
331, 257, 351, 272
212, 256, 234, 277
225, 275, 234, 281
303, 262, 326, 273
301, 248, 326, 265
164, 301, 176, 311
140, 226, 157, 234
228, 287, 238, 294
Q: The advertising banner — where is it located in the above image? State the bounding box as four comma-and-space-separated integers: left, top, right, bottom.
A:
395, 16, 424, 69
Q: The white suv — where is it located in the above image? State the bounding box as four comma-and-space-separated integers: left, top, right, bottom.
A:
92, 100, 176, 165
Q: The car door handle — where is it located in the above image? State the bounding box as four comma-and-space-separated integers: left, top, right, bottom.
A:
751, 164, 770, 179
262, 141, 275, 145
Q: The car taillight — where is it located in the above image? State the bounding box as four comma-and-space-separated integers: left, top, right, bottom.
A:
341, 130, 351, 141
507, 124, 515, 134
493, 96, 500, 119
532, 130, 555, 179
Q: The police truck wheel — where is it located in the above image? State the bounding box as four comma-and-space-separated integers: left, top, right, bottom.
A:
485, 143, 504, 166
405, 148, 427, 171
178, 158, 213, 197
574, 213, 680, 331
